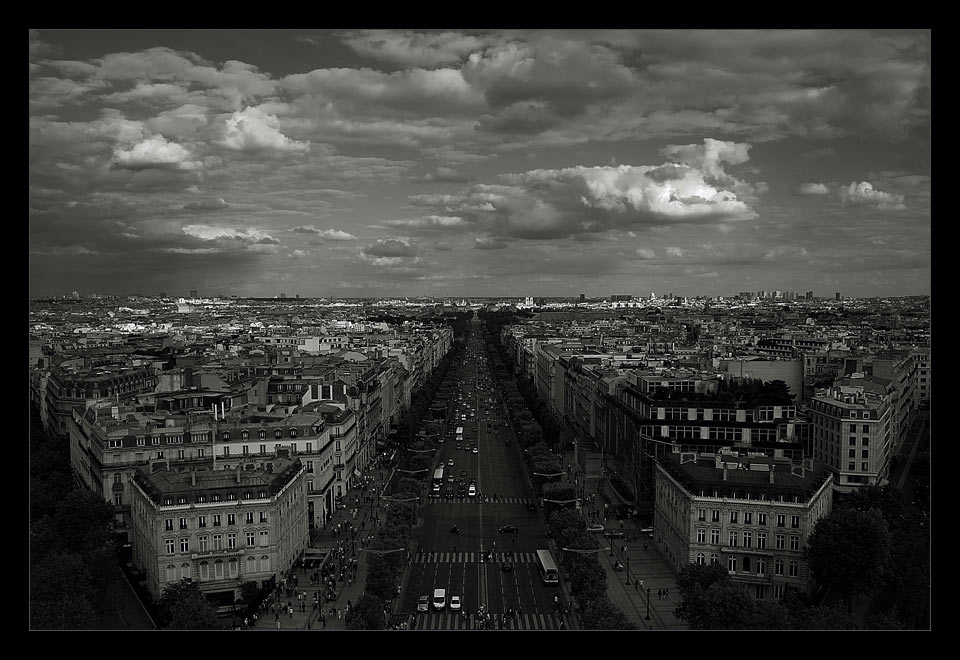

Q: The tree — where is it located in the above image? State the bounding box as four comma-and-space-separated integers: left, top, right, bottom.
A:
345, 594, 388, 630
156, 579, 223, 630
674, 576, 756, 629
30, 551, 98, 629
806, 508, 892, 613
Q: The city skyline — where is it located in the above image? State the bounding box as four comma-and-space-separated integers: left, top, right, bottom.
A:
29, 29, 931, 299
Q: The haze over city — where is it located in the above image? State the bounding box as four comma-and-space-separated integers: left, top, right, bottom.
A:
29, 29, 930, 299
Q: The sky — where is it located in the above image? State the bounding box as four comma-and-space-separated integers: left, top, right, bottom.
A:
29, 29, 931, 299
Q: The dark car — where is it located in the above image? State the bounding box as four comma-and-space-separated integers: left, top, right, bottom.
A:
498, 524, 518, 533
501, 557, 514, 572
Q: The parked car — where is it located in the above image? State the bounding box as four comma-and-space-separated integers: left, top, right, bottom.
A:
498, 524, 518, 533
417, 595, 429, 612
449, 595, 461, 611
586, 523, 604, 533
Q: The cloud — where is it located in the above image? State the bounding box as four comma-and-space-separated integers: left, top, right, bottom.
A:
381, 215, 468, 231
341, 30, 487, 67
421, 166, 472, 183
111, 135, 201, 171
635, 248, 657, 259
804, 147, 837, 159
839, 181, 906, 209
182, 197, 227, 211
475, 237, 508, 250
362, 238, 418, 258
219, 106, 310, 154
796, 182, 830, 195
318, 229, 357, 241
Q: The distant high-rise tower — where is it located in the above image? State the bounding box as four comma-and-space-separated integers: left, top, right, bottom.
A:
295, 294, 300, 299
189, 290, 198, 298
579, 293, 585, 303
159, 292, 167, 299
280, 292, 286, 299
70, 290, 80, 300
835, 292, 841, 300
806, 291, 814, 299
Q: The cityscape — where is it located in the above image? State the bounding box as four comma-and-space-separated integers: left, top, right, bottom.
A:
29, 29, 930, 631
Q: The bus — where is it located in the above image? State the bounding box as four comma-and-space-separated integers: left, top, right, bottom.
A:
455, 426, 464, 439
535, 549, 559, 584
432, 467, 444, 492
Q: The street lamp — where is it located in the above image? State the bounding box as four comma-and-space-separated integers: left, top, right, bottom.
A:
645, 587, 651, 620
625, 553, 630, 585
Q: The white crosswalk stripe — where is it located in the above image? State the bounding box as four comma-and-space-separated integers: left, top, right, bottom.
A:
413, 552, 533, 563
414, 612, 564, 630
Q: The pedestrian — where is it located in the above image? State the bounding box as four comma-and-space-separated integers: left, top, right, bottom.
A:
639, 578, 644, 589
277, 619, 281, 629
321, 614, 326, 628
337, 608, 342, 620
658, 588, 662, 600
665, 588, 669, 599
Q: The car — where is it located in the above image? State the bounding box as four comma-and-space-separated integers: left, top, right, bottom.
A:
587, 524, 604, 533
468, 485, 477, 497
640, 527, 654, 536
455, 444, 462, 450
449, 595, 461, 611
444, 490, 455, 499
447, 475, 455, 482
460, 469, 467, 477
498, 524, 518, 533
501, 557, 513, 572
417, 595, 429, 612
472, 447, 479, 454
603, 529, 625, 538
447, 459, 455, 467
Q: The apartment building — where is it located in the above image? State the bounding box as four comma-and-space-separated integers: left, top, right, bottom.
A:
127, 456, 308, 609
808, 385, 892, 492
655, 450, 834, 601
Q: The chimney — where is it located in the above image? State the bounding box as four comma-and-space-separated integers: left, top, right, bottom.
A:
212, 403, 217, 420
191, 470, 197, 487
769, 466, 776, 483
221, 401, 225, 419
722, 466, 728, 481
236, 468, 242, 484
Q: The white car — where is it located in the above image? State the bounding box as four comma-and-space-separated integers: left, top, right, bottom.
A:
468, 485, 477, 497
449, 595, 461, 611
472, 447, 479, 454
586, 523, 604, 533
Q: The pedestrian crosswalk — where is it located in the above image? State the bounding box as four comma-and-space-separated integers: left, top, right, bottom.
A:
425, 497, 535, 505
412, 612, 566, 630
414, 551, 534, 564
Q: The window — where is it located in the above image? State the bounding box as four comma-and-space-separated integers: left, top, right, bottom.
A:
744, 512, 752, 525
246, 532, 255, 547
729, 511, 738, 524
137, 436, 145, 446
243, 445, 249, 455
260, 445, 266, 454
165, 519, 174, 531
228, 493, 236, 501
226, 514, 235, 526
710, 529, 720, 544
151, 435, 160, 445
849, 423, 857, 433
861, 449, 869, 458
259, 430, 266, 439
728, 531, 738, 547
776, 534, 785, 550
224, 446, 231, 456
742, 531, 753, 548
757, 558, 766, 575
242, 431, 249, 440
711, 509, 720, 523
862, 424, 870, 433
774, 584, 784, 600
259, 512, 268, 523
863, 437, 869, 446
775, 559, 784, 576
180, 538, 189, 553
199, 562, 209, 580
306, 442, 312, 452
114, 494, 122, 506
222, 432, 230, 441
157, 451, 164, 459
696, 552, 705, 565
849, 448, 856, 458
213, 534, 223, 550
228, 533, 237, 550
198, 515, 207, 528
198, 448, 205, 458
757, 513, 766, 526
710, 554, 719, 565
245, 512, 254, 525
274, 429, 282, 439
848, 462, 856, 471
198, 536, 208, 552
165, 539, 175, 554
776, 514, 785, 527
791, 515, 800, 529
757, 532, 766, 549
742, 556, 751, 572
290, 428, 297, 438
696, 529, 706, 543
790, 536, 800, 551
259, 530, 269, 547
213, 514, 221, 527
727, 556, 737, 572
849, 437, 857, 446
179, 517, 188, 530
789, 561, 799, 577
274, 444, 282, 452
861, 462, 869, 471
697, 508, 706, 522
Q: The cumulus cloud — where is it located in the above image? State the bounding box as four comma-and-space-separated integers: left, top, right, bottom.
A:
635, 248, 657, 259
111, 135, 200, 171
796, 182, 830, 195
381, 215, 468, 231
291, 225, 358, 240
182, 197, 227, 211
219, 106, 309, 154
341, 30, 486, 67
839, 181, 906, 209
475, 237, 508, 250
421, 166, 472, 183
362, 238, 418, 258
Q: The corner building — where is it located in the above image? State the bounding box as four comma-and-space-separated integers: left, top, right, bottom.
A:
128, 456, 308, 609
655, 450, 833, 601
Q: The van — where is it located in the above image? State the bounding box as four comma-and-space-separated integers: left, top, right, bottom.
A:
432, 588, 446, 611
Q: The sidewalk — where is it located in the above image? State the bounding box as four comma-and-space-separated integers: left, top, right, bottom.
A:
253, 465, 398, 631
563, 447, 688, 631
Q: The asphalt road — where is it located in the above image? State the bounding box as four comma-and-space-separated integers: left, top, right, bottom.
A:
403, 323, 566, 630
